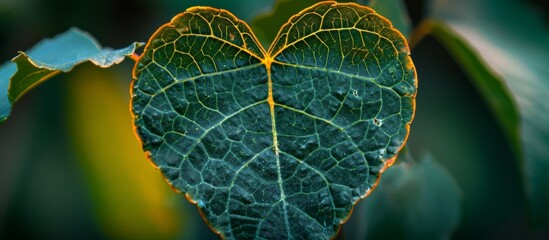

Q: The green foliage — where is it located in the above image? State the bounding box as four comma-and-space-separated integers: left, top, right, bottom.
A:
411, 21, 520, 155
0, 28, 142, 123
0, 62, 15, 123
131, 2, 416, 239
347, 152, 461, 239
420, 0, 549, 227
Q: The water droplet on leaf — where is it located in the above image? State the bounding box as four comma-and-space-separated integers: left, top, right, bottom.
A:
197, 199, 205, 208
379, 148, 386, 155
373, 118, 383, 126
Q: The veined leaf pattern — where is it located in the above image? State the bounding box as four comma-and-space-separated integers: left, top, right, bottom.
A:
131, 2, 416, 239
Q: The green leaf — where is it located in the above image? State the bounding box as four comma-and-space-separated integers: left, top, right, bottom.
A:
250, 0, 411, 47
346, 152, 462, 239
0, 27, 143, 124
0, 62, 16, 123
420, 0, 549, 227
132, 2, 416, 239
411, 20, 521, 158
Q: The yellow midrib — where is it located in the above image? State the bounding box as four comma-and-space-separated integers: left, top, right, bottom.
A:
263, 54, 291, 235
263, 55, 279, 156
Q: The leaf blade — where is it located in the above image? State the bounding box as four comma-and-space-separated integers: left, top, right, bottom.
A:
132, 2, 417, 239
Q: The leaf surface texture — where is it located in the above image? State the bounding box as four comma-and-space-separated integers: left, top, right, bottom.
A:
132, 2, 416, 239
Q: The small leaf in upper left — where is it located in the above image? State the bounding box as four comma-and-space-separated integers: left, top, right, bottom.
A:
0, 27, 144, 124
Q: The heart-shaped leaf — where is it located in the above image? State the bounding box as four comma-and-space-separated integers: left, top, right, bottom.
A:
131, 1, 416, 239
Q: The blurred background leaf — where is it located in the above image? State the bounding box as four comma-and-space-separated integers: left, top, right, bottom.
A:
406, 32, 535, 238
0, 28, 141, 124
0, 62, 16, 123
410, 20, 521, 159
369, 0, 412, 38
344, 152, 462, 240
417, 0, 549, 229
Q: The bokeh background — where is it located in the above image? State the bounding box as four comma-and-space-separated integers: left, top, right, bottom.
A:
1, 0, 548, 239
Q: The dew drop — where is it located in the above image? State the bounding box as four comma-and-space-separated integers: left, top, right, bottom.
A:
388, 66, 396, 74
197, 199, 205, 208
373, 118, 383, 126
352, 89, 359, 97
151, 138, 162, 144
378, 148, 386, 156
